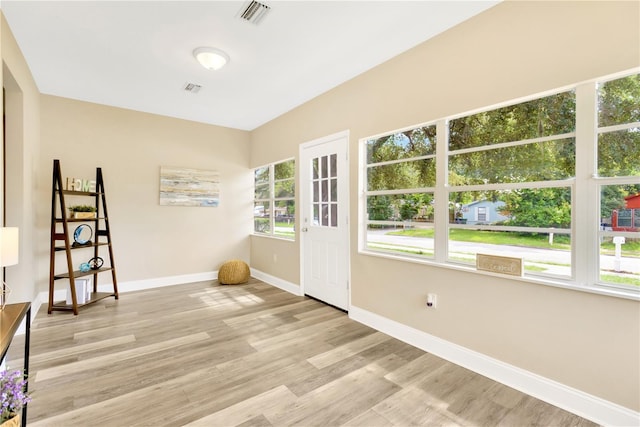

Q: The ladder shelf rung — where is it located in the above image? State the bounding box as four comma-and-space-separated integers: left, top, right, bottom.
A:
50, 292, 116, 311
53, 267, 114, 280
55, 217, 106, 223
58, 190, 103, 196
54, 242, 110, 251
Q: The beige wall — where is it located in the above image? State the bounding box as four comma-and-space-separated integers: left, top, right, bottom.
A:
2, 0, 639, 415
250, 1, 640, 411
251, 235, 299, 285
1, 12, 41, 304
38, 96, 252, 290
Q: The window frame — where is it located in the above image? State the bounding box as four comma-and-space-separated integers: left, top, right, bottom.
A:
591, 73, 640, 291
253, 158, 296, 240
364, 124, 438, 260
359, 69, 640, 300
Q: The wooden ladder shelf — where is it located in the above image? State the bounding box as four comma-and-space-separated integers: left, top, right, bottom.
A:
48, 159, 119, 315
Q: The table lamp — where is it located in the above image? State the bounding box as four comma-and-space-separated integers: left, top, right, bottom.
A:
0, 227, 19, 310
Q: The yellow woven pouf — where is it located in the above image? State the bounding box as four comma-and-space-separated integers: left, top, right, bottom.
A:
218, 259, 250, 285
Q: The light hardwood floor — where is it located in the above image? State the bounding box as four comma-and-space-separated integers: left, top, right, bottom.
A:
7, 279, 598, 426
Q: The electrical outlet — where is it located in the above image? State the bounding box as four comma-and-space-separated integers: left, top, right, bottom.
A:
427, 293, 437, 308
273, 253, 278, 263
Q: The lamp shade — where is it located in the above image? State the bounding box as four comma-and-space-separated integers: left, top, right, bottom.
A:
0, 227, 19, 267
193, 47, 229, 71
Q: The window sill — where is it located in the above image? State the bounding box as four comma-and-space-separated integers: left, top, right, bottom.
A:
251, 233, 296, 243
358, 249, 640, 302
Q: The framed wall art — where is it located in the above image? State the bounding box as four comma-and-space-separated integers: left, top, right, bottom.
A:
159, 166, 220, 207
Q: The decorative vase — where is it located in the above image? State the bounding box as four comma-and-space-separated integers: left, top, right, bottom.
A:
1, 413, 21, 427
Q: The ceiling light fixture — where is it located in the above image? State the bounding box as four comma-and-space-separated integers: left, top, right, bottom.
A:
193, 47, 230, 71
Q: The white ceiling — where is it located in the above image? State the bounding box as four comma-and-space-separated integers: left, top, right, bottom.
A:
1, 1, 499, 131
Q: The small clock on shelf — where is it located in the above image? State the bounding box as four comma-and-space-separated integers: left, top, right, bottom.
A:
72, 224, 93, 247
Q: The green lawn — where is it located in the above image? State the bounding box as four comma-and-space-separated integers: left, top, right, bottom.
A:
368, 243, 549, 272
275, 221, 295, 238
275, 221, 295, 229
600, 273, 640, 286
274, 221, 639, 257
387, 228, 572, 250
386, 227, 640, 258
379, 227, 639, 286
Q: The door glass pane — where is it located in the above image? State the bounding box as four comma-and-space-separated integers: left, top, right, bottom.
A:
330, 154, 337, 178
331, 178, 337, 202
321, 156, 328, 179
331, 203, 338, 227
311, 154, 339, 228
322, 179, 328, 202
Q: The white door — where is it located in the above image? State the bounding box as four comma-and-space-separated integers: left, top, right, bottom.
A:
300, 131, 349, 310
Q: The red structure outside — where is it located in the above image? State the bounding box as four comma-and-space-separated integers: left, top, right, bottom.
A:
611, 194, 640, 232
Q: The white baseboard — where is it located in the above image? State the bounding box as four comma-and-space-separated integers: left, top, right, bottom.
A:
349, 305, 639, 427
97, 271, 218, 294
250, 268, 302, 296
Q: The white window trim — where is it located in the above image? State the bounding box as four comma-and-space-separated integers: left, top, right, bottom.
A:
449, 131, 576, 156
359, 69, 640, 300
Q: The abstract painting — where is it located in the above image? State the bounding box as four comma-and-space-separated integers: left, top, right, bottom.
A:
160, 166, 220, 207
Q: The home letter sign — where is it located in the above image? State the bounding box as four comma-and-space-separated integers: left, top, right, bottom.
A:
66, 178, 96, 193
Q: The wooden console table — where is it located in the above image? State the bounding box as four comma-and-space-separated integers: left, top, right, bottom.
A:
1, 302, 31, 427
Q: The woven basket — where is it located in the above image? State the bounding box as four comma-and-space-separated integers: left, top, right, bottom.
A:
1, 414, 21, 427
218, 260, 250, 285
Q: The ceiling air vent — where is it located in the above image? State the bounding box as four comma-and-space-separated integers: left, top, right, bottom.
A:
239, 0, 271, 25
183, 83, 202, 94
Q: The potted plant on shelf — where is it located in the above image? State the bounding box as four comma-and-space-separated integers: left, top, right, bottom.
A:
0, 370, 31, 427
68, 205, 97, 219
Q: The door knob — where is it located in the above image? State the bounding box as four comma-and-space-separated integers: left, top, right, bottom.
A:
302, 227, 308, 232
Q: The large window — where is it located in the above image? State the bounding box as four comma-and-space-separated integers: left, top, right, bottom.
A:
597, 74, 640, 287
447, 91, 575, 278
254, 159, 295, 239
361, 71, 639, 294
